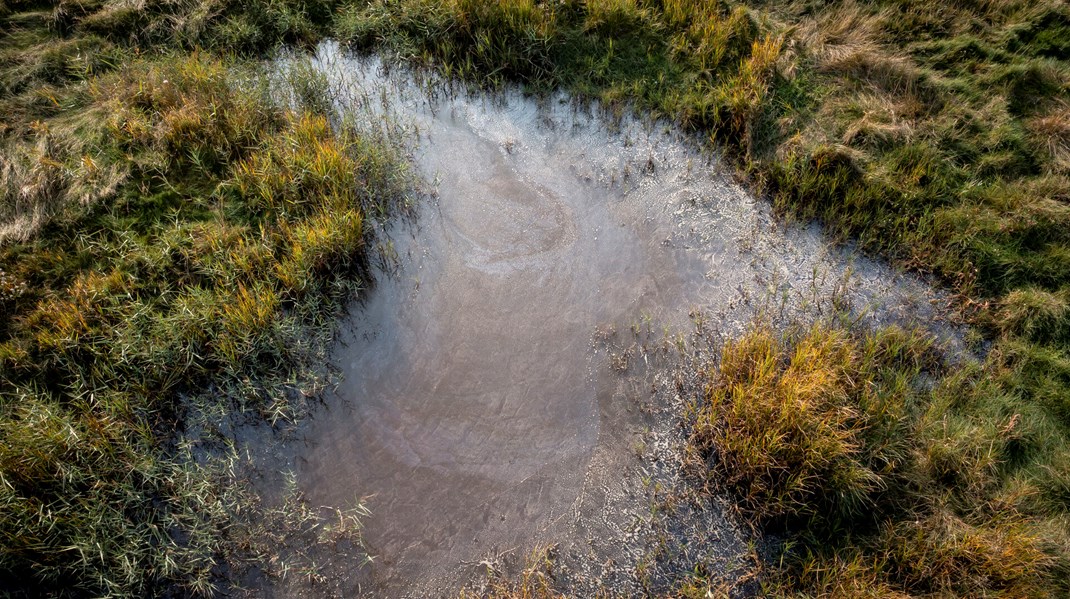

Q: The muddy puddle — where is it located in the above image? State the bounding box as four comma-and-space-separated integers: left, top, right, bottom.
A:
256, 42, 963, 597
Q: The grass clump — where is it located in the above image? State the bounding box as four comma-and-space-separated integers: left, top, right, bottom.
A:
690, 325, 897, 525
0, 391, 235, 596
0, 49, 410, 596
460, 546, 563, 599
689, 321, 1069, 597
997, 287, 1070, 345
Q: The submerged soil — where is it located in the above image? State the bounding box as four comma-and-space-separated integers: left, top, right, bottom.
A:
253, 43, 963, 597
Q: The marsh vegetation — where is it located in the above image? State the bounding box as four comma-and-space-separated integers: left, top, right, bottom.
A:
329, 1, 1070, 595
1, 2, 411, 594
1, 0, 1068, 596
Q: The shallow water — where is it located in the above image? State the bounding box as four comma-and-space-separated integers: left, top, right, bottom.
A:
272, 43, 960, 596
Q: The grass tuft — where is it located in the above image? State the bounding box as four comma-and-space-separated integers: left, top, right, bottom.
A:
689, 319, 1068, 597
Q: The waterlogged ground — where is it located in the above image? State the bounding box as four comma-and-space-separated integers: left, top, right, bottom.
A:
255, 43, 963, 597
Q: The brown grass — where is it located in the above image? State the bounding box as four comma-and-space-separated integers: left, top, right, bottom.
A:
689, 320, 1063, 597
690, 325, 887, 524
1028, 101, 1070, 174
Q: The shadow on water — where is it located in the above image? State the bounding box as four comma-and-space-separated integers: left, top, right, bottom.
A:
253, 42, 964, 597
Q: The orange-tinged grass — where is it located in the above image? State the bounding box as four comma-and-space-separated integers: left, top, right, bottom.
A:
691, 325, 887, 525
0, 50, 410, 595
689, 320, 1066, 597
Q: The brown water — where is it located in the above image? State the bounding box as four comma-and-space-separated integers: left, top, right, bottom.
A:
272, 43, 960, 596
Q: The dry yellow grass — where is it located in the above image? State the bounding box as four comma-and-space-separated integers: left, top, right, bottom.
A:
1028, 101, 1070, 174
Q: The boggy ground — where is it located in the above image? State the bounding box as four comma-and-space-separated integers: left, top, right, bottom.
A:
253, 49, 971, 598
331, 1, 1070, 597
0, 2, 414, 596
1, 0, 1069, 596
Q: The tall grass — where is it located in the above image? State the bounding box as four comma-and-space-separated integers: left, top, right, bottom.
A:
0, 0, 415, 593
4, 0, 1070, 595
0, 49, 410, 595
689, 320, 1069, 597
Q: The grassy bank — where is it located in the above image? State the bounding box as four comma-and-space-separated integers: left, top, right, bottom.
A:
0, 2, 410, 594
332, 0, 1070, 298
3, 0, 1070, 595
689, 319, 1070, 596
324, 0, 1070, 596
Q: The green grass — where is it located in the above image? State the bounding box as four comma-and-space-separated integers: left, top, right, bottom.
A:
688, 321, 1070, 596
3, 0, 1070, 595
0, 6, 411, 592
318, 0, 1070, 596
